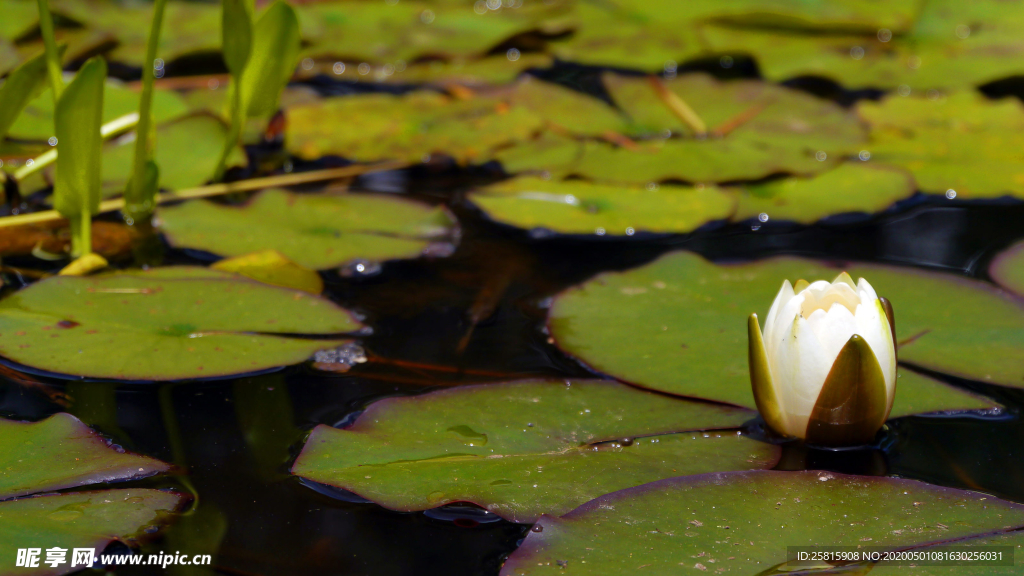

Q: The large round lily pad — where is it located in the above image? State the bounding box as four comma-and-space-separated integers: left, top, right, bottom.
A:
501, 470, 1024, 575
549, 251, 1022, 408
0, 267, 359, 380
990, 240, 1024, 298
157, 189, 456, 270
469, 176, 735, 235
0, 412, 186, 576
0, 413, 169, 500
858, 92, 1024, 200
292, 379, 778, 523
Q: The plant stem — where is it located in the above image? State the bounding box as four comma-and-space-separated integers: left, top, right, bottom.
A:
0, 161, 408, 228
212, 80, 243, 182
35, 0, 64, 101
125, 0, 167, 223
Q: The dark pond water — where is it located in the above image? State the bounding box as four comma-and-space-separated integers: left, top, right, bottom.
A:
2, 66, 1024, 575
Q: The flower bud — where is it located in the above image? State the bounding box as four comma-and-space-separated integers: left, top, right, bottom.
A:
748, 272, 897, 446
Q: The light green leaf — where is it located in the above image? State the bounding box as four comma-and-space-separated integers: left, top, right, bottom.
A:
732, 163, 915, 224
0, 267, 361, 380
0, 50, 53, 139
470, 176, 736, 235
991, 240, 1024, 298
158, 189, 457, 270
221, 0, 253, 78
53, 56, 104, 220
240, 0, 300, 119
292, 379, 775, 523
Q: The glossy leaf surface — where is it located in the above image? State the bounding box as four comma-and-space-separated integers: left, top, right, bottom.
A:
292, 379, 776, 523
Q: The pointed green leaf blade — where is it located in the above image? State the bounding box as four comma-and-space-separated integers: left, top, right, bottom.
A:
240, 1, 300, 119
53, 56, 105, 220
0, 50, 53, 138
221, 0, 253, 78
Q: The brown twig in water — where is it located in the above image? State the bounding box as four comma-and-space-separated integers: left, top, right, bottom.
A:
712, 100, 770, 137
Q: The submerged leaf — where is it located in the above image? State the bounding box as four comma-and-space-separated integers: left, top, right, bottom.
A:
502, 470, 1024, 575
292, 379, 776, 523
549, 251, 1020, 407
0, 267, 360, 380
158, 189, 456, 270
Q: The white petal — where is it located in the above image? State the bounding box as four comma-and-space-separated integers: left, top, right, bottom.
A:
769, 314, 833, 437
763, 280, 794, 339
765, 291, 804, 360
807, 302, 859, 364
856, 277, 878, 302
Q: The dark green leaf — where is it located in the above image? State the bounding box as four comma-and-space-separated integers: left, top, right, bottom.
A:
53, 56, 104, 220
221, 0, 253, 78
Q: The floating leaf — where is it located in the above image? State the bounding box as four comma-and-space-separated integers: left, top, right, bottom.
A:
0, 267, 359, 380
990, 240, 1024, 298
285, 89, 543, 164
158, 189, 456, 270
0, 489, 186, 573
549, 251, 1021, 408
292, 379, 777, 523
731, 163, 915, 224
501, 470, 1024, 576
0, 413, 169, 499
858, 92, 1024, 199
470, 176, 735, 235
99, 114, 245, 196
0, 412, 186, 573
8, 80, 188, 142
211, 250, 323, 294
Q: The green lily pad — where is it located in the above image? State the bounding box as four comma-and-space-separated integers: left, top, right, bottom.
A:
991, 240, 1024, 298
549, 251, 1022, 408
99, 114, 245, 196
0, 489, 186, 574
494, 73, 865, 184
0, 411, 186, 574
0, 267, 359, 380
8, 81, 189, 142
858, 92, 1024, 199
285, 89, 543, 163
292, 379, 777, 523
501, 470, 1024, 576
731, 163, 915, 224
0, 413, 169, 500
470, 176, 735, 235
157, 189, 456, 270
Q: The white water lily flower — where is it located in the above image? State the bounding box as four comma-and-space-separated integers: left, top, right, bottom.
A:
748, 272, 897, 446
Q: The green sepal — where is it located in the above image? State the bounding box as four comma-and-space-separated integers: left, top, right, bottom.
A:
748, 313, 788, 437
805, 334, 888, 447
879, 296, 896, 361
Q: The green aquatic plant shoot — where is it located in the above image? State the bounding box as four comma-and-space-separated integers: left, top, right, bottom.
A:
35, 0, 65, 101
124, 0, 168, 224
213, 0, 300, 181
0, 51, 54, 140
54, 57, 106, 258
